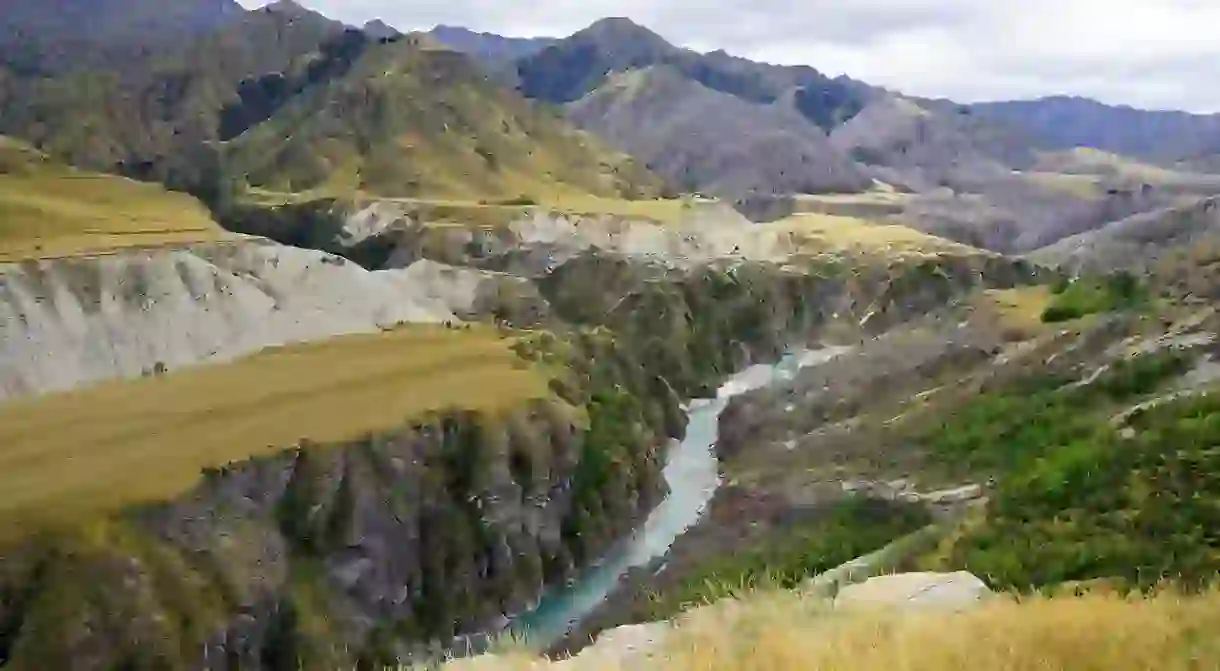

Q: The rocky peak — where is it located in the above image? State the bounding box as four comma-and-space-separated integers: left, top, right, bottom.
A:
572, 16, 675, 56
362, 18, 400, 40
260, 0, 313, 19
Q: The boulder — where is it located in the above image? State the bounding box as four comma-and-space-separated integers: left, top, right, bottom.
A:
555, 622, 670, 668
834, 571, 991, 612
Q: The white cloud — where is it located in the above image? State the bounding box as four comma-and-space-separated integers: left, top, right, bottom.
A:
240, 0, 1220, 112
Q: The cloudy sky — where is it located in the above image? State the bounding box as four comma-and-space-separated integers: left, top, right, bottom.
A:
242, 0, 1219, 112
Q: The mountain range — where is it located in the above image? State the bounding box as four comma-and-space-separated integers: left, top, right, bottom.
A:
425, 18, 1220, 167
3, 0, 1220, 248
8, 3, 1220, 670
0, 0, 655, 205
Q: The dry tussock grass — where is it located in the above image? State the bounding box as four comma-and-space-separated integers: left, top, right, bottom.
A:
0, 139, 226, 261
773, 213, 984, 259
441, 587, 1220, 670
0, 324, 549, 541
969, 286, 1053, 340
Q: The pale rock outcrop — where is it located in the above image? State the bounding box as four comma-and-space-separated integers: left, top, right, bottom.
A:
834, 571, 992, 612
0, 239, 457, 400
506, 209, 799, 267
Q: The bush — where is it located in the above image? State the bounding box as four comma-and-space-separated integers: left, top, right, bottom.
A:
498, 195, 538, 206
1041, 272, 1148, 323
642, 498, 932, 619
926, 349, 1216, 591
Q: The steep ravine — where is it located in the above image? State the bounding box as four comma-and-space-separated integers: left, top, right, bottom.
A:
0, 332, 675, 670
508, 347, 852, 652
0, 216, 1042, 669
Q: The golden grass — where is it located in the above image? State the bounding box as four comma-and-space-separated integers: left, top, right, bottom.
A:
537, 194, 696, 224
0, 140, 228, 261
1020, 171, 1103, 198
1030, 148, 1220, 190
771, 213, 985, 259
970, 286, 1053, 337
245, 190, 697, 228
445, 588, 1220, 670
793, 191, 909, 206
0, 324, 550, 541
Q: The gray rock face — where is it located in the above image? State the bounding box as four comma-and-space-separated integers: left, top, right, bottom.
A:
834, 571, 992, 612
0, 239, 456, 400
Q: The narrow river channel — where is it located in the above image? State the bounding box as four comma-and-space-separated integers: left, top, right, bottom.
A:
510, 346, 851, 649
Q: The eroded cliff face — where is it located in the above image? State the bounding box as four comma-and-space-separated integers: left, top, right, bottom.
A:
0, 333, 676, 670
0, 240, 561, 400
0, 240, 458, 400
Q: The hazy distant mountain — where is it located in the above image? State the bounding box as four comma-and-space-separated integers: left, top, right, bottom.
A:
362, 19, 401, 40
829, 95, 1042, 191
0, 0, 244, 73
1, 0, 241, 47
516, 17, 870, 131
427, 25, 555, 66
969, 96, 1220, 163
502, 17, 881, 196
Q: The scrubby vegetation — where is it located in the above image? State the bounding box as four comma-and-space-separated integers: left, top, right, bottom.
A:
776, 213, 985, 260
0, 324, 550, 540
0, 137, 226, 260
225, 38, 659, 202
1040, 272, 1149, 322
636, 499, 931, 621
920, 346, 1220, 591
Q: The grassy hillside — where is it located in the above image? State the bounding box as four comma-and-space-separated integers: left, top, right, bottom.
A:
0, 137, 227, 260
225, 37, 660, 201
1030, 147, 1220, 196
913, 346, 1220, 590
0, 323, 549, 541
0, 3, 345, 174
773, 212, 988, 260
0, 0, 242, 74
1, 8, 658, 205
458, 588, 1220, 669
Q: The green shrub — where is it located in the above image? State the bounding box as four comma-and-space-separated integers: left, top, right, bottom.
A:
642, 498, 931, 619
926, 348, 1217, 592
1041, 272, 1148, 323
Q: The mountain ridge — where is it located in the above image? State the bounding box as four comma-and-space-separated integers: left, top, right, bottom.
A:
566, 66, 871, 196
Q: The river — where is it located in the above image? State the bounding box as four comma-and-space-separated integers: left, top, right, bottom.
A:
509, 346, 851, 649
